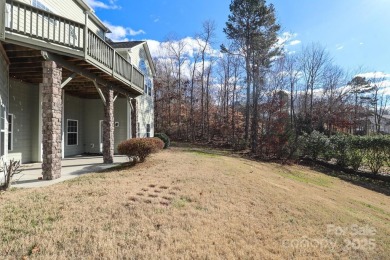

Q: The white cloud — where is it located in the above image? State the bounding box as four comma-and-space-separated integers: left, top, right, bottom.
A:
150, 15, 160, 23
379, 80, 390, 95
289, 40, 301, 46
277, 32, 301, 54
336, 44, 344, 50
85, 0, 120, 9
356, 72, 390, 79
353, 72, 390, 96
128, 28, 146, 36
278, 32, 297, 46
146, 37, 219, 59
104, 21, 145, 41
146, 39, 163, 58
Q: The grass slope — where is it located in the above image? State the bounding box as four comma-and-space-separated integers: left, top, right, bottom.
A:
0, 147, 389, 259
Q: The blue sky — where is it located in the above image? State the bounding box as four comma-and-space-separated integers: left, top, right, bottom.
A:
87, 0, 390, 75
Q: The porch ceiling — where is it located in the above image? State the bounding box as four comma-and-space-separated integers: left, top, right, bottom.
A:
4, 43, 131, 99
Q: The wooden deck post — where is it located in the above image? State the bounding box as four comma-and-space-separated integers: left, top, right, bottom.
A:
103, 87, 114, 164
112, 50, 116, 76
84, 11, 89, 59
41, 60, 63, 180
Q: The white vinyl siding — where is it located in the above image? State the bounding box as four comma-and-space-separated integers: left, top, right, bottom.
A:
121, 44, 154, 138
8, 80, 39, 163
0, 48, 8, 160
25, 0, 104, 36
63, 94, 85, 156
83, 98, 128, 154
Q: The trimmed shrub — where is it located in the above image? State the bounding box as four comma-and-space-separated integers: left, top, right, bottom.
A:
350, 135, 390, 174
299, 132, 390, 175
155, 133, 170, 149
346, 136, 364, 171
117, 138, 164, 163
150, 137, 165, 152
298, 131, 330, 160
348, 149, 363, 171
330, 134, 349, 167
329, 135, 365, 170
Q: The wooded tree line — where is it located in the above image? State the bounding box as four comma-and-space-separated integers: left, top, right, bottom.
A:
153, 0, 389, 159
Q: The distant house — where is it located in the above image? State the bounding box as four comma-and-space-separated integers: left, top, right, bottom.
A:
367, 115, 390, 135
0, 0, 155, 180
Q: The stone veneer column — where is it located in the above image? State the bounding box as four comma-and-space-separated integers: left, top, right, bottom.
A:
103, 87, 114, 164
131, 98, 137, 138
41, 61, 62, 180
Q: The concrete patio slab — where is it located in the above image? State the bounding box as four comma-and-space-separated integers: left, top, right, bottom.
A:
10, 155, 129, 188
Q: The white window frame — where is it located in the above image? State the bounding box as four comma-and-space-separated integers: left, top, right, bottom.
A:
32, 0, 49, 11
99, 120, 103, 153
8, 114, 13, 151
67, 119, 78, 146
146, 124, 150, 138
31, 0, 55, 21
31, 0, 72, 39
144, 77, 152, 97
0, 104, 5, 157
148, 85, 152, 96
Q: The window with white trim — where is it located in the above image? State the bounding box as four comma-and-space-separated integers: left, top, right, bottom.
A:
0, 105, 5, 156
146, 124, 151, 138
31, 0, 78, 41
32, 0, 50, 11
32, 0, 55, 24
8, 114, 13, 151
147, 85, 152, 97
144, 78, 152, 97
67, 119, 78, 146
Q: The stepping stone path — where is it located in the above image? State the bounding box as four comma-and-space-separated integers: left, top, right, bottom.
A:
128, 184, 181, 206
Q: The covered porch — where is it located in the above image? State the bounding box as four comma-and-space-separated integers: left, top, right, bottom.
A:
0, 0, 144, 181
3, 42, 140, 180
11, 154, 129, 188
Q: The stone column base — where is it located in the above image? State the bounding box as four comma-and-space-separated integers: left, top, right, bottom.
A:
103, 87, 114, 164
41, 61, 62, 180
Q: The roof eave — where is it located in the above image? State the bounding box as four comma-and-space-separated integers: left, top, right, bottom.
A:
142, 42, 157, 76
74, 0, 111, 33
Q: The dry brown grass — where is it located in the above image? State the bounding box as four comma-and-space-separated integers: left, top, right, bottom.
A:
0, 147, 389, 259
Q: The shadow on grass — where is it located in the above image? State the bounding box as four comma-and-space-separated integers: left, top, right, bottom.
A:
98, 161, 137, 173
171, 141, 238, 157
300, 160, 390, 196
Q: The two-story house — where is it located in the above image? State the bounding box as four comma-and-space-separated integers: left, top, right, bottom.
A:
0, 0, 155, 180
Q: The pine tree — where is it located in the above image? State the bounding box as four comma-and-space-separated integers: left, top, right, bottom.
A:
223, 0, 280, 151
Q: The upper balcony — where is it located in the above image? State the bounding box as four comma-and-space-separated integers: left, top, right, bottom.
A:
0, 0, 144, 97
